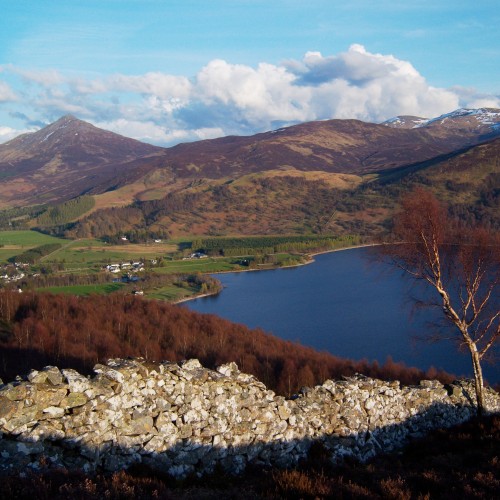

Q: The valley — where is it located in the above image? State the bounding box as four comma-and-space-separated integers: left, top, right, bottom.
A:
0, 108, 498, 302
0, 108, 499, 496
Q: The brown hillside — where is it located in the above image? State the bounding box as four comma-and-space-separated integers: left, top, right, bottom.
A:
1, 109, 499, 211
158, 118, 490, 179
70, 136, 500, 239
0, 115, 164, 208
0, 290, 451, 396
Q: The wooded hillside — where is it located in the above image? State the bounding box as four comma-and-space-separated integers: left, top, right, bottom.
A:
0, 290, 453, 395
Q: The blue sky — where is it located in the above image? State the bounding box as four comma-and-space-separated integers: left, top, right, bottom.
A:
1, 0, 499, 145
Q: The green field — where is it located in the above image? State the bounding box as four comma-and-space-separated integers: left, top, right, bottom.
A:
1, 232, 325, 273
0, 248, 20, 261
155, 257, 244, 274
0, 230, 66, 247
37, 283, 125, 296
38, 239, 178, 268
146, 284, 198, 301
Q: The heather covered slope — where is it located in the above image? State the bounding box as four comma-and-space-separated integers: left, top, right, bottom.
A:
68, 135, 500, 239
1, 109, 498, 237
0, 115, 164, 207
1, 108, 499, 212
147, 108, 500, 180
0, 290, 452, 395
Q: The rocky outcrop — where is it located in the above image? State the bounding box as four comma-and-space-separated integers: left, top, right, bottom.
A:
1, 358, 498, 477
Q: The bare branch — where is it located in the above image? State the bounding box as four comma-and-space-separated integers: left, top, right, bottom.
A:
376, 188, 499, 416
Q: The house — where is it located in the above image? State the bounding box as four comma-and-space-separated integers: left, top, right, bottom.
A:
106, 264, 121, 273
189, 252, 208, 259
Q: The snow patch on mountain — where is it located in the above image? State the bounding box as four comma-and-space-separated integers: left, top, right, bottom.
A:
383, 107, 500, 131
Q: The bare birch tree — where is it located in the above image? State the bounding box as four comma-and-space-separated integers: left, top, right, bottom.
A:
381, 188, 499, 416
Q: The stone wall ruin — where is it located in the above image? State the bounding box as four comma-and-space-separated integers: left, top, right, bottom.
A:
1, 358, 499, 477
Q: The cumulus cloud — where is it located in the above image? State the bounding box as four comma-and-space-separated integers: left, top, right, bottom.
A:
12, 67, 64, 87
286, 45, 459, 121
1, 45, 498, 145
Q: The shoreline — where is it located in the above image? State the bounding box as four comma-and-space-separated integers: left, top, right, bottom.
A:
174, 242, 380, 304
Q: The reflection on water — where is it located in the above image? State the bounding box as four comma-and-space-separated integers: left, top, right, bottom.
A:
184, 248, 499, 383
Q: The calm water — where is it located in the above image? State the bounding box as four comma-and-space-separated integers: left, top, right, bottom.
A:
185, 248, 499, 383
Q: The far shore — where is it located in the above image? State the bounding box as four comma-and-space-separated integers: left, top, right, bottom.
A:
174, 242, 380, 304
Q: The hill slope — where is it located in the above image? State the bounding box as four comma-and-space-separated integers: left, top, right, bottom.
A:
1, 109, 499, 236
68, 135, 500, 239
1, 108, 499, 211
154, 109, 500, 180
0, 115, 165, 207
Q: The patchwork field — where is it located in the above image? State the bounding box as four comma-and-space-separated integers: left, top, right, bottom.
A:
0, 230, 179, 269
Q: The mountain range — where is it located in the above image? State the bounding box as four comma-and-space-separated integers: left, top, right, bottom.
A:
0, 108, 499, 237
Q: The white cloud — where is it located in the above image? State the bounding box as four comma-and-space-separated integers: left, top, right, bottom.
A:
467, 97, 500, 108
0, 80, 17, 102
0, 125, 36, 142
451, 86, 500, 109
9, 66, 64, 87
2, 46, 498, 146
288, 45, 459, 121
94, 118, 225, 146
110, 73, 192, 99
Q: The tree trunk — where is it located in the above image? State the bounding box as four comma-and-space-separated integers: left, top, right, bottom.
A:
469, 344, 485, 417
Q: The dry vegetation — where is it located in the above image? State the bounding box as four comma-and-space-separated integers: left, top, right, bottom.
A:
63, 136, 499, 241
1, 414, 498, 499
0, 290, 453, 397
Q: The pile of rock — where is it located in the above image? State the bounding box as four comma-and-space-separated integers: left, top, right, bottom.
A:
0, 358, 498, 477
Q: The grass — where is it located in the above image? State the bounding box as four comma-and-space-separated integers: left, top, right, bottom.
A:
37, 283, 125, 296
146, 283, 198, 301
21, 239, 178, 270
0, 233, 180, 267
0, 248, 20, 261
0, 230, 65, 247
154, 257, 246, 274
36, 279, 204, 302
1, 232, 341, 285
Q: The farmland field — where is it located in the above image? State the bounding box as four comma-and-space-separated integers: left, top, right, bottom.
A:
0, 248, 20, 261
37, 283, 125, 296
0, 230, 66, 247
145, 283, 198, 301
155, 257, 246, 274
42, 240, 177, 267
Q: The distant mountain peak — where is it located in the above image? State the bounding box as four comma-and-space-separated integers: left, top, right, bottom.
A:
5, 115, 160, 153
56, 114, 78, 122
381, 116, 428, 129
0, 115, 164, 206
423, 107, 500, 126
383, 107, 500, 132
1, 108, 500, 209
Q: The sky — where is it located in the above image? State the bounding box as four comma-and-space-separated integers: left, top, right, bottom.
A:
0, 0, 499, 146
